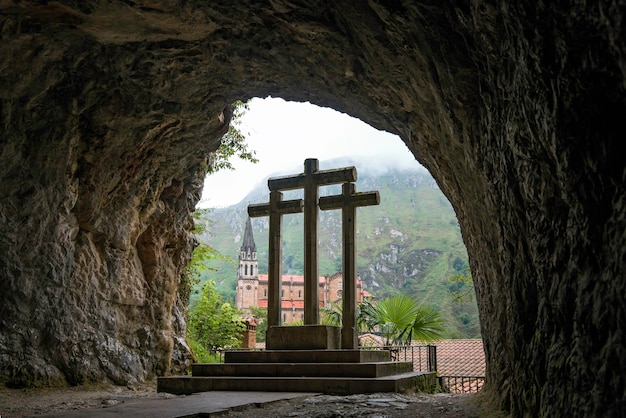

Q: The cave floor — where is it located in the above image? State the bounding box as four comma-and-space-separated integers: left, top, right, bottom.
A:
1, 381, 490, 417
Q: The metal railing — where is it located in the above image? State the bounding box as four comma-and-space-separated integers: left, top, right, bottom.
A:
438, 375, 485, 394
367, 344, 437, 373
365, 344, 484, 394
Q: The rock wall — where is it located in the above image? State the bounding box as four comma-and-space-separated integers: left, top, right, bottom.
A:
1, 1, 624, 416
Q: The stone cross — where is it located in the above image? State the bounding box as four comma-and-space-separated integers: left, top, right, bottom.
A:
320, 182, 380, 348
248, 191, 303, 328
267, 159, 356, 324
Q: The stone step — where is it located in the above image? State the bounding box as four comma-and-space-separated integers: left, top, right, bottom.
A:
158, 372, 433, 395
192, 361, 413, 378
224, 349, 391, 364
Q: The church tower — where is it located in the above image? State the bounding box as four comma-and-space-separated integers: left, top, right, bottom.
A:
236, 217, 259, 310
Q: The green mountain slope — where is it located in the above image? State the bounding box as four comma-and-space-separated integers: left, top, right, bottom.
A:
197, 160, 480, 338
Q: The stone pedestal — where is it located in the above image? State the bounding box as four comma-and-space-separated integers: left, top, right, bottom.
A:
266, 325, 340, 350
157, 346, 431, 395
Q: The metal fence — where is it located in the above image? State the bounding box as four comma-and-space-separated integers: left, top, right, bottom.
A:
371, 343, 485, 394
433, 339, 485, 394
439, 375, 485, 394
370, 344, 437, 373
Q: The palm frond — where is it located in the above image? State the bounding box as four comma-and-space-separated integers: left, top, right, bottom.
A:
411, 306, 446, 342
358, 295, 445, 345
321, 303, 342, 327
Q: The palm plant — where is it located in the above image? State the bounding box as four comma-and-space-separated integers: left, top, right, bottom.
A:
361, 294, 445, 345
321, 300, 375, 333
320, 302, 342, 327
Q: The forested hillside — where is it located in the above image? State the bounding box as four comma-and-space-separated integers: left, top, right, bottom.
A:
196, 160, 480, 338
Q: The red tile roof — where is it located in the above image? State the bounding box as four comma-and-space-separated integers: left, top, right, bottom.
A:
433, 339, 485, 376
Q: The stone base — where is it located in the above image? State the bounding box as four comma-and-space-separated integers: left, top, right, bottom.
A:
157, 348, 425, 395
266, 325, 340, 350
158, 371, 432, 395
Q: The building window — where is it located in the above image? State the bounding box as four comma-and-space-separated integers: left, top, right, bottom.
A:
283, 314, 287, 323
245, 265, 248, 275
281, 289, 285, 298
298, 290, 302, 298
246, 284, 252, 291
263, 289, 267, 297
251, 265, 254, 275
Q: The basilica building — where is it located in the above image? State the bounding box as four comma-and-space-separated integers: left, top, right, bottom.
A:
235, 218, 371, 324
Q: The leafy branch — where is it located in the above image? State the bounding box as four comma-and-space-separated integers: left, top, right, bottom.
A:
209, 100, 259, 174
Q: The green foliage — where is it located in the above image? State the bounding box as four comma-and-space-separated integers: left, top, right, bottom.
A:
321, 300, 373, 334
187, 338, 223, 364
410, 305, 447, 342
187, 281, 245, 354
452, 256, 467, 272
448, 265, 474, 303
186, 208, 235, 307
179, 242, 220, 305
321, 302, 342, 327
361, 294, 445, 345
185, 241, 233, 307
208, 100, 259, 174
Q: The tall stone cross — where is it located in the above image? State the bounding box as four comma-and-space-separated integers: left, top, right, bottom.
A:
248, 191, 303, 329
248, 158, 379, 349
267, 159, 357, 325
320, 182, 379, 348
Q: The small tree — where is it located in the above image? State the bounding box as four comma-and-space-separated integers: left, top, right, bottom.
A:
187, 281, 245, 362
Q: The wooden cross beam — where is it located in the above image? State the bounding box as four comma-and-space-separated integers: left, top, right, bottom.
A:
268, 159, 357, 324
248, 191, 303, 328
320, 182, 380, 349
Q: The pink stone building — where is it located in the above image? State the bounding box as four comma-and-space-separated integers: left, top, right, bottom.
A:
235, 218, 370, 323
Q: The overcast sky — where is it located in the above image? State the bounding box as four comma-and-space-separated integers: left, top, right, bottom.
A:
199, 97, 421, 208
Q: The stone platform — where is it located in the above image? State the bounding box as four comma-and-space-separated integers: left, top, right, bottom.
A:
157, 349, 434, 395
266, 325, 341, 349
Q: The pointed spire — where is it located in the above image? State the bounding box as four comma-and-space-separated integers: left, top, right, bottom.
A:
241, 216, 256, 253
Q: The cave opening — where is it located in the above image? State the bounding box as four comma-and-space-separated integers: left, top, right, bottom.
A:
195, 97, 479, 340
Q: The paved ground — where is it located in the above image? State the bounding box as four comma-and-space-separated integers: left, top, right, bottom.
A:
38, 391, 317, 417
1, 381, 500, 417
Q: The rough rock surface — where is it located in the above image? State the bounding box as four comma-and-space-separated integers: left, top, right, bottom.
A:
0, 1, 624, 417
